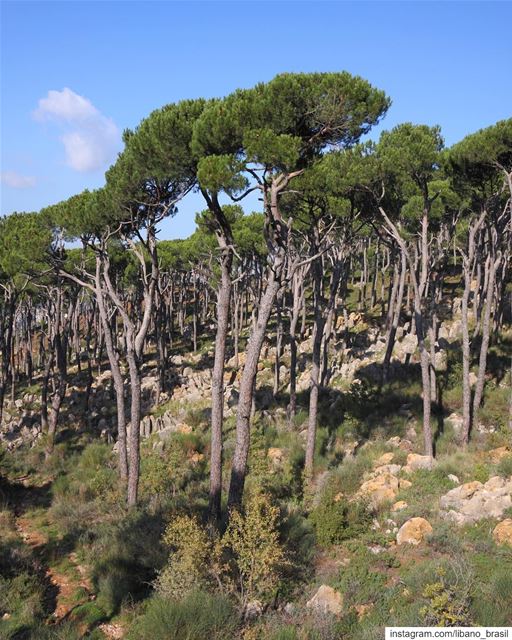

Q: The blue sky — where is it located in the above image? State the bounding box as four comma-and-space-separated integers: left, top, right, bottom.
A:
1, 0, 511, 239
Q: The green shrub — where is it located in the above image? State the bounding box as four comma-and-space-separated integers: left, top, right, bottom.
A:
310, 478, 372, 547
427, 521, 464, 555
472, 463, 490, 484
420, 566, 472, 626
224, 490, 289, 604
156, 514, 211, 599
337, 551, 387, 609
279, 503, 316, 580
69, 601, 106, 626
497, 455, 512, 478
51, 442, 118, 503
128, 591, 238, 640
269, 626, 299, 640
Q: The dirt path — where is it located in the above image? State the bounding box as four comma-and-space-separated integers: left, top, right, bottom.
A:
10, 476, 126, 638
14, 506, 93, 622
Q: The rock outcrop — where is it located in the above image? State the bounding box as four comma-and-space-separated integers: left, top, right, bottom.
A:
440, 477, 512, 525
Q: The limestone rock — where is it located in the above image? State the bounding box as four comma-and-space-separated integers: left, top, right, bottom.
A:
404, 453, 434, 474
493, 519, 512, 547
373, 464, 402, 477
392, 500, 408, 512
306, 585, 343, 615
440, 477, 512, 525
358, 472, 399, 505
487, 447, 511, 464
440, 481, 483, 509
396, 517, 433, 545
375, 452, 394, 467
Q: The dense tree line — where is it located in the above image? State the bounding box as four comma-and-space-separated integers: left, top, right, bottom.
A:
1, 72, 511, 518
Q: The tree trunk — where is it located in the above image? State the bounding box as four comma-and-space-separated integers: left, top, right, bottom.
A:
209, 253, 232, 521
382, 249, 406, 384
126, 350, 141, 508
472, 251, 501, 419
227, 269, 281, 510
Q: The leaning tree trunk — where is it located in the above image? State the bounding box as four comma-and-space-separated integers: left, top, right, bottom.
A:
227, 268, 282, 510
382, 249, 406, 385
95, 266, 128, 481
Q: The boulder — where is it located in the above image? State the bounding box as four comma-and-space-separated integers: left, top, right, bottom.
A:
440, 481, 483, 509
373, 464, 402, 477
306, 585, 343, 615
358, 472, 399, 505
404, 453, 434, 473
440, 477, 512, 525
375, 452, 394, 467
396, 517, 433, 545
493, 519, 512, 547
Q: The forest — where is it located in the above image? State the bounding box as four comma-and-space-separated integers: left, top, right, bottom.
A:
0, 72, 511, 639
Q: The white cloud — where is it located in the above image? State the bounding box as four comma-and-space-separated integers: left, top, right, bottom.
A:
33, 88, 122, 173
1, 171, 37, 189
33, 87, 98, 123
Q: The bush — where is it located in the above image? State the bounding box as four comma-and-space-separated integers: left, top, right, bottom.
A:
310, 478, 372, 547
497, 455, 512, 478
51, 442, 118, 504
128, 591, 238, 640
337, 551, 387, 609
420, 566, 472, 626
156, 515, 211, 599
224, 490, 289, 604
139, 432, 206, 502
